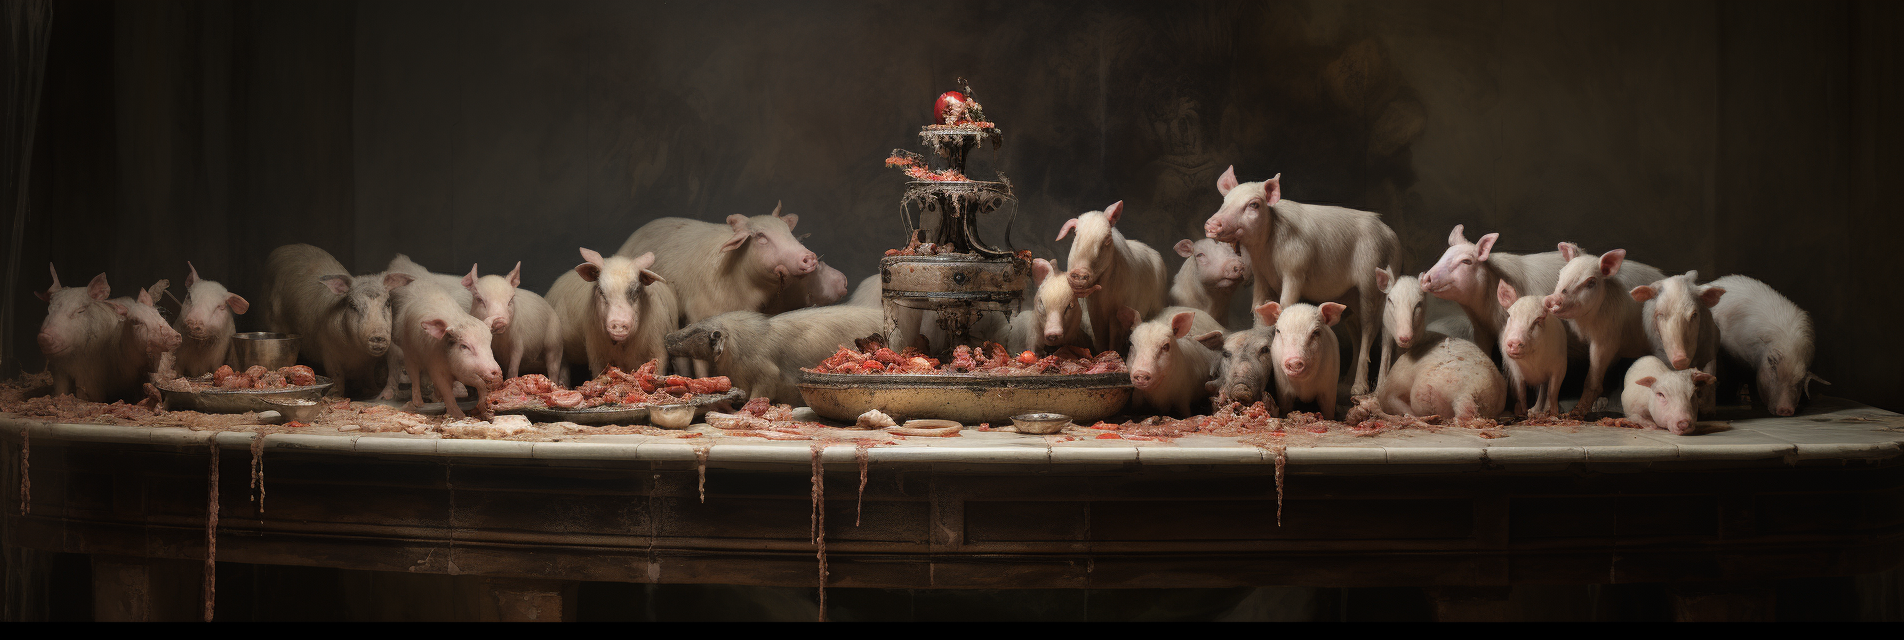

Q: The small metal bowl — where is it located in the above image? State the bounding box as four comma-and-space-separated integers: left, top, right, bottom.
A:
262, 397, 321, 423
232, 332, 300, 370
649, 403, 697, 429
1011, 412, 1072, 435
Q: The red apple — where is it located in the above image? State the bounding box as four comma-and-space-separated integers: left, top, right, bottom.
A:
935, 91, 968, 125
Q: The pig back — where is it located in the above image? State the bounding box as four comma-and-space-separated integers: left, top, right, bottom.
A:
767, 305, 884, 377
263, 243, 350, 335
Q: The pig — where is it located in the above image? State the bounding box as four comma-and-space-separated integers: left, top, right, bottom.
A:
1631, 270, 1725, 411
1006, 258, 1094, 354
1706, 274, 1826, 416
1372, 267, 1424, 384
1168, 238, 1252, 328
1206, 302, 1280, 409
1542, 242, 1667, 414
615, 202, 819, 324
1203, 167, 1401, 397
463, 262, 567, 385
385, 254, 472, 308
391, 283, 503, 419
110, 283, 183, 377
1417, 225, 1569, 361
1261, 302, 1348, 419
34, 267, 145, 402
1368, 271, 1505, 421
1621, 355, 1715, 435
847, 274, 882, 308
545, 247, 678, 378
1123, 307, 1224, 417
1058, 201, 1168, 354
260, 244, 415, 398
663, 305, 883, 405
1497, 280, 1568, 418
171, 262, 250, 377
764, 260, 850, 314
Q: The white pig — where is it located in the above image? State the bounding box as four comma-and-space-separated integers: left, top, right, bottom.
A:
1203, 168, 1400, 397
546, 248, 678, 378
34, 267, 147, 402
1497, 280, 1568, 418
764, 260, 850, 314
171, 262, 250, 377
1631, 271, 1725, 412
1261, 301, 1348, 419
1707, 275, 1826, 416
110, 284, 183, 377
1124, 307, 1224, 417
1542, 242, 1667, 413
1622, 355, 1715, 435
1206, 302, 1280, 409
615, 202, 820, 324
663, 305, 882, 405
1058, 201, 1168, 354
1006, 258, 1094, 355
1372, 267, 1424, 384
463, 263, 566, 384
1367, 269, 1504, 421
1168, 238, 1252, 328
392, 283, 503, 419
261, 244, 415, 398
1417, 225, 1570, 361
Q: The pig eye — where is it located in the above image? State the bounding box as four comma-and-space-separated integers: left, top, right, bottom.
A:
1461, 259, 1472, 265
1583, 278, 1597, 289
1259, 345, 1270, 355
1161, 343, 1171, 352
1221, 349, 1233, 358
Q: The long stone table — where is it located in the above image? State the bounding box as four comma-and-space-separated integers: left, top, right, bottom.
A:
3, 396, 1901, 621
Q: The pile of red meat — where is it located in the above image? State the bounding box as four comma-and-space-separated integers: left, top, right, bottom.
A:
485, 361, 733, 411
807, 342, 1125, 376
168, 365, 318, 391
884, 153, 966, 182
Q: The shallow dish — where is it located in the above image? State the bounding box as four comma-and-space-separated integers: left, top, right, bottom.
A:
1010, 412, 1071, 435
156, 375, 334, 414
525, 388, 746, 426
797, 371, 1130, 425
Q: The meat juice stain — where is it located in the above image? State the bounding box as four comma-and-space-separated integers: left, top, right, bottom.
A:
809, 441, 829, 622
693, 442, 709, 503
18, 426, 27, 515
250, 428, 267, 515
205, 440, 219, 622
854, 440, 871, 527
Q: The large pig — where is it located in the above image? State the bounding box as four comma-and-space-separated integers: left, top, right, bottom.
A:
391, 283, 503, 419
615, 203, 819, 324
1631, 270, 1725, 411
385, 254, 472, 307
463, 262, 566, 384
1168, 238, 1251, 329
764, 260, 850, 314
1059, 201, 1168, 354
261, 244, 414, 398
546, 248, 678, 378
34, 267, 144, 401
1261, 301, 1348, 419
1707, 275, 1826, 416
663, 305, 882, 405
1542, 242, 1667, 413
1206, 302, 1280, 409
1417, 225, 1569, 361
171, 262, 250, 377
1621, 355, 1715, 435
1367, 271, 1504, 422
1123, 307, 1224, 417
1497, 281, 1568, 418
1203, 168, 1400, 396
1006, 258, 1094, 354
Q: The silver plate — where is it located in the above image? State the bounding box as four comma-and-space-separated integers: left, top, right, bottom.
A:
156, 375, 334, 414
524, 388, 747, 425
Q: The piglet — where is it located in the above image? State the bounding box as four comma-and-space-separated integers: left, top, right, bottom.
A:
1262, 301, 1347, 419
261, 244, 415, 398
1631, 270, 1725, 411
392, 283, 504, 419
35, 267, 144, 402
546, 247, 678, 378
1123, 306, 1224, 417
1206, 302, 1280, 409
172, 262, 249, 377
664, 305, 882, 405
1418, 225, 1569, 358
616, 202, 819, 324
1498, 280, 1567, 418
1707, 274, 1825, 416
1059, 201, 1168, 354
1169, 238, 1251, 328
112, 283, 183, 378
1622, 355, 1715, 435
1369, 271, 1505, 422
1542, 242, 1665, 414
1007, 258, 1094, 354
464, 262, 567, 385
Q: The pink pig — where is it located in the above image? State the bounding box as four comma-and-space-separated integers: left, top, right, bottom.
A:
35, 266, 151, 402
1417, 225, 1569, 360
615, 202, 819, 324
546, 248, 678, 377
1169, 238, 1252, 329
172, 262, 250, 377
1058, 201, 1168, 354
1262, 301, 1348, 419
1622, 355, 1715, 435
392, 283, 503, 419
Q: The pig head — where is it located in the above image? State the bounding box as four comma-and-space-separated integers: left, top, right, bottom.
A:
722, 202, 818, 286
1630, 271, 1724, 371
178, 261, 249, 341
1209, 303, 1281, 405
35, 265, 116, 357
1375, 268, 1425, 350
1267, 301, 1345, 383
576, 248, 663, 344
1203, 166, 1279, 244
318, 271, 414, 357
465, 262, 521, 334
1419, 224, 1498, 303
1175, 238, 1251, 291
1056, 201, 1127, 294
1544, 242, 1626, 319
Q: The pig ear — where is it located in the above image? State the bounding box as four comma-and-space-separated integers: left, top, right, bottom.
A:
1031, 258, 1052, 282
46, 263, 61, 289
1055, 218, 1079, 241
1496, 280, 1519, 309
630, 251, 658, 272
508, 262, 522, 289
422, 318, 449, 340
1216, 165, 1238, 196
1103, 201, 1124, 226
226, 293, 250, 315
1598, 249, 1626, 278
1447, 224, 1468, 247
87, 273, 111, 300
319, 275, 352, 296
1318, 302, 1347, 326
1262, 173, 1282, 207
1691, 371, 1716, 387
34, 289, 50, 302
1475, 233, 1499, 261
1557, 242, 1579, 262
106, 300, 129, 317
1698, 285, 1725, 307
137, 288, 154, 306
1254, 301, 1281, 326
781, 213, 799, 230
1635, 376, 1657, 388
723, 215, 753, 251
770, 200, 783, 217
462, 264, 480, 292
579, 247, 606, 267
1373, 267, 1394, 293
1169, 311, 1197, 339
639, 269, 666, 286
1630, 285, 1657, 303
384, 272, 415, 290
186, 261, 201, 288
1194, 330, 1225, 350
574, 262, 602, 282
1174, 239, 1195, 258
1116, 306, 1140, 331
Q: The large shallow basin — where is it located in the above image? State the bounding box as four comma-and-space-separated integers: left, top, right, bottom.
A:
797, 371, 1131, 425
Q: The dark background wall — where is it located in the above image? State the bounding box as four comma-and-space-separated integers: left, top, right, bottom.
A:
5, 0, 1899, 411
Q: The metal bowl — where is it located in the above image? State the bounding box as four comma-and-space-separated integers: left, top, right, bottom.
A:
797, 371, 1130, 425
232, 332, 300, 370
648, 404, 697, 429
1011, 413, 1072, 435
156, 375, 334, 414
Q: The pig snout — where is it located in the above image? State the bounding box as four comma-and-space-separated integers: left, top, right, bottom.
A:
482, 364, 503, 384
1225, 383, 1257, 404
1670, 418, 1694, 435
1281, 357, 1307, 378
1773, 403, 1796, 417
1396, 332, 1414, 349
1670, 354, 1691, 370
1130, 368, 1156, 390
1542, 294, 1573, 317
184, 320, 213, 340
1503, 338, 1524, 359
606, 319, 632, 343
367, 334, 391, 356
488, 315, 510, 335
37, 332, 64, 355
1067, 268, 1095, 291
1221, 260, 1247, 280
1203, 218, 1234, 242
797, 250, 818, 275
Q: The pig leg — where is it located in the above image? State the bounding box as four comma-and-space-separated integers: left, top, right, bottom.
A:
378, 349, 403, 400
1378, 339, 1393, 389
1572, 341, 1615, 417
1350, 286, 1380, 396
1539, 370, 1564, 417
1319, 385, 1338, 421
432, 368, 465, 419
1506, 364, 1529, 417
402, 357, 427, 410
